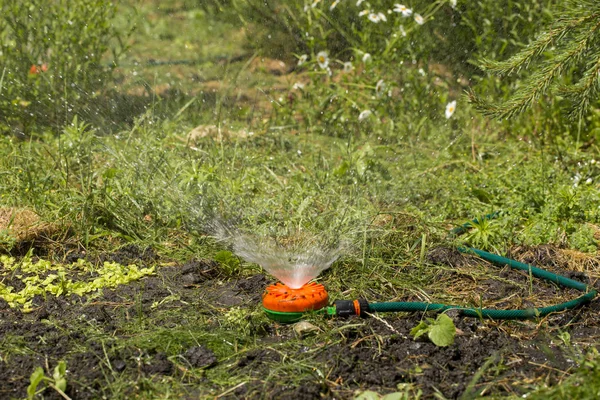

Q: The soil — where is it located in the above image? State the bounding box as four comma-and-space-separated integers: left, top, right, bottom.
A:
1, 245, 599, 399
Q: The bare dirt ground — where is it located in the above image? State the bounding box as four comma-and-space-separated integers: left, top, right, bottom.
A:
1, 244, 599, 399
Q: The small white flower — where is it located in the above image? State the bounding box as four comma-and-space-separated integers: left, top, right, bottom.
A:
450, 0, 457, 9
298, 54, 308, 66
292, 82, 305, 90
368, 13, 380, 23
399, 25, 407, 37
418, 68, 426, 76
378, 12, 387, 22
362, 53, 372, 63
330, 0, 341, 10
343, 61, 354, 73
585, 177, 593, 184
376, 79, 386, 97
316, 51, 329, 69
414, 13, 425, 25
356, 0, 365, 5
393, 4, 413, 17
358, 9, 370, 17
358, 110, 372, 121
445, 100, 457, 119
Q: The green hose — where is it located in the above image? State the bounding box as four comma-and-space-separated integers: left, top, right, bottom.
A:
333, 215, 598, 320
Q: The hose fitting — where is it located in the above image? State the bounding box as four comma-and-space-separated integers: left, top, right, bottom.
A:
334, 299, 370, 318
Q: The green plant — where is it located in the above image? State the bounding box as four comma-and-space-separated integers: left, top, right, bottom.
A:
0, 0, 128, 133
27, 360, 68, 400
410, 313, 456, 347
470, 0, 600, 122
214, 250, 242, 274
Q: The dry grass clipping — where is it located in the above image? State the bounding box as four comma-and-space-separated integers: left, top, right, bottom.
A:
0, 207, 58, 245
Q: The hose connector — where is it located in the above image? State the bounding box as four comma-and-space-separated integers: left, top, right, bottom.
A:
333, 299, 370, 318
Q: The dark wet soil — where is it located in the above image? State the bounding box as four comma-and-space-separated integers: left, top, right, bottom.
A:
1, 245, 599, 399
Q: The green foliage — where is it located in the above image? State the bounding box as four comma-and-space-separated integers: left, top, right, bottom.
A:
0, 0, 127, 133
0, 254, 155, 312
470, 0, 600, 121
410, 313, 456, 347
214, 250, 242, 274
224, 0, 558, 138
27, 360, 68, 399
569, 224, 599, 253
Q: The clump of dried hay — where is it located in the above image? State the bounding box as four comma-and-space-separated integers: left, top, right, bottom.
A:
0, 207, 58, 249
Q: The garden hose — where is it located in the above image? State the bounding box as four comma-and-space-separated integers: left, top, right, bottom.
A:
262, 214, 598, 322
328, 214, 598, 320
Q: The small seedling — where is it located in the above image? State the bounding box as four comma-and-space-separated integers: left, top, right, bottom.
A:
410, 313, 456, 347
27, 360, 68, 400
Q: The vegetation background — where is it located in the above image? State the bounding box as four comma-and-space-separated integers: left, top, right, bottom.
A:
1, 0, 600, 398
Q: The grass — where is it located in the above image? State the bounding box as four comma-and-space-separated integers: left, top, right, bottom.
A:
1, 0, 600, 399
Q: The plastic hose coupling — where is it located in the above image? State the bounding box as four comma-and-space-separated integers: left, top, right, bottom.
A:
334, 299, 370, 318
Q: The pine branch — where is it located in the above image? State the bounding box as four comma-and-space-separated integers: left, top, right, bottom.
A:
470, 1, 600, 120
479, 12, 598, 77
563, 54, 600, 121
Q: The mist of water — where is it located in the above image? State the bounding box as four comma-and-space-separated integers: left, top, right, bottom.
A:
211, 220, 344, 289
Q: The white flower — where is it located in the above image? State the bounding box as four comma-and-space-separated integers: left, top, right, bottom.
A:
358, 9, 370, 17
358, 110, 372, 121
393, 4, 413, 17
298, 54, 308, 66
418, 68, 425, 76
292, 82, 305, 90
585, 177, 593, 184
399, 25, 407, 37
376, 79, 386, 97
450, 0, 457, 9
330, 0, 341, 10
378, 12, 387, 22
356, 0, 365, 5
445, 100, 457, 119
414, 13, 425, 25
362, 53, 372, 63
343, 61, 354, 73
316, 51, 329, 69
368, 13, 380, 22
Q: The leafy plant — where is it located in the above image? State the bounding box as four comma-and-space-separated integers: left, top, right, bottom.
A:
27, 360, 68, 400
410, 313, 456, 347
214, 250, 242, 274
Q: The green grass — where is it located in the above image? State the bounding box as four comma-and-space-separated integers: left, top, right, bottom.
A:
1, 0, 600, 398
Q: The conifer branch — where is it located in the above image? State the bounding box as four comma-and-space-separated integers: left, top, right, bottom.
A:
470, 0, 600, 120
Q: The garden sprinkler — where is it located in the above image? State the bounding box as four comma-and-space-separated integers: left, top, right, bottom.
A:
262, 281, 372, 322
262, 282, 330, 323
262, 213, 598, 323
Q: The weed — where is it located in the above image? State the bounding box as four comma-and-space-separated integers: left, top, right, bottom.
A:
27, 360, 68, 400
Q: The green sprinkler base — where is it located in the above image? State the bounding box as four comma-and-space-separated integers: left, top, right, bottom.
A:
262, 307, 306, 323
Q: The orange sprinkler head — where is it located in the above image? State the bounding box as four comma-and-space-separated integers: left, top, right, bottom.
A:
262, 282, 329, 323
